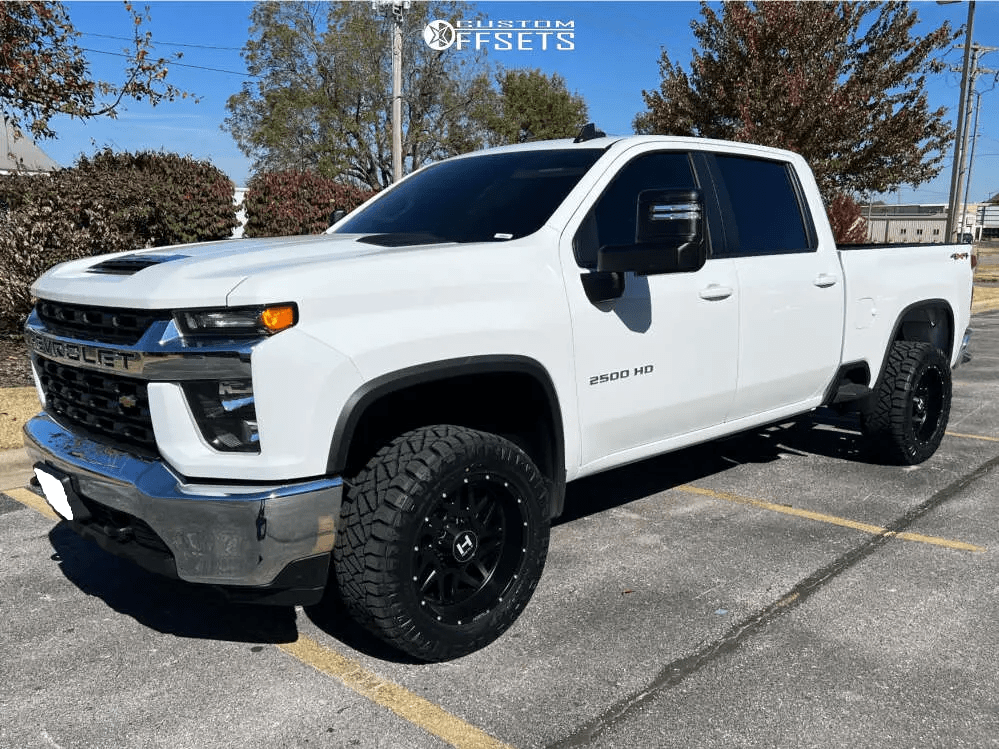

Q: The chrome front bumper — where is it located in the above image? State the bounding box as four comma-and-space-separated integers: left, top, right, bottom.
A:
24, 413, 342, 601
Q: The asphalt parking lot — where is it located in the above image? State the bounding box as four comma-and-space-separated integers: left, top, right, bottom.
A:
3, 313, 999, 749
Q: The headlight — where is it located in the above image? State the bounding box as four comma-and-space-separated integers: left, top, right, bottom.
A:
183, 379, 260, 452
175, 304, 297, 338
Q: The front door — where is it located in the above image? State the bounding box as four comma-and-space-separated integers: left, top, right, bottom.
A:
560, 148, 740, 469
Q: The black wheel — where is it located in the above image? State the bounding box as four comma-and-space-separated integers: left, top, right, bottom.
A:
334, 425, 550, 661
861, 341, 952, 465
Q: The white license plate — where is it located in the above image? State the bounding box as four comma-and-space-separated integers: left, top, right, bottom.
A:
33, 467, 73, 521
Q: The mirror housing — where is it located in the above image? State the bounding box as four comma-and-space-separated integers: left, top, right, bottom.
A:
329, 209, 346, 227
597, 189, 706, 275
580, 271, 625, 305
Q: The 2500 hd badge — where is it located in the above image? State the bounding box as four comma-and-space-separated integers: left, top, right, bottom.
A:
589, 364, 655, 386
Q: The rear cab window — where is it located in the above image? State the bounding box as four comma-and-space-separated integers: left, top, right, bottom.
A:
710, 154, 816, 257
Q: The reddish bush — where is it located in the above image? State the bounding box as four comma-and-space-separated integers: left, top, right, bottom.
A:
243, 172, 377, 238
826, 193, 868, 244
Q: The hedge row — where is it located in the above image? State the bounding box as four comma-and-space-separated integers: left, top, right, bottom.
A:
0, 155, 377, 334
0, 150, 238, 334
243, 171, 377, 238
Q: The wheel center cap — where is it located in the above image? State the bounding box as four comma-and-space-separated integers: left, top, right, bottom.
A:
452, 530, 478, 562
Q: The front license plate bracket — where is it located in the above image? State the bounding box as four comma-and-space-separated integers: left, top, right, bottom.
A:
32, 463, 91, 522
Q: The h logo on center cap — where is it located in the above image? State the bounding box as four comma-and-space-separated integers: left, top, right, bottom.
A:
454, 532, 476, 560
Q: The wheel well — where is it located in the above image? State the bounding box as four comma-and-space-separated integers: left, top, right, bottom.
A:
332, 368, 565, 517
892, 302, 953, 358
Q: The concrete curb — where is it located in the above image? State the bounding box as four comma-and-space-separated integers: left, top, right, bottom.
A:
0, 446, 32, 493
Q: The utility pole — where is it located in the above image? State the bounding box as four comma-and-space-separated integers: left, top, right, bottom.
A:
945, 1, 975, 243
374, 1, 410, 183
958, 49, 998, 239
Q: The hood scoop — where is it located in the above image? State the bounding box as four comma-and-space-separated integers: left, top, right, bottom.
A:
88, 253, 189, 276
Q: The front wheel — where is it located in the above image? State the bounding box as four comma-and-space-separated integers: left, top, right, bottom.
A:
861, 341, 952, 465
334, 425, 550, 661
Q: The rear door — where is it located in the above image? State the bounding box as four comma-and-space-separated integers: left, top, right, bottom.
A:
707, 153, 844, 422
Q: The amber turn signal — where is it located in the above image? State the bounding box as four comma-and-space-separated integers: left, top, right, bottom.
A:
261, 305, 296, 332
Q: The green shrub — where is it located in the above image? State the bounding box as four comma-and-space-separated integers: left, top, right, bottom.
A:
0, 203, 87, 334
70, 150, 239, 248
244, 171, 376, 238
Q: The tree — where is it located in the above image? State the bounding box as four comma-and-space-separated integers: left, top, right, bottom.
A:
475, 69, 589, 146
0, 1, 193, 142
635, 1, 957, 200
225, 1, 493, 189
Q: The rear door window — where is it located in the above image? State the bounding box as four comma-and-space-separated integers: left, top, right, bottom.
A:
712, 155, 814, 256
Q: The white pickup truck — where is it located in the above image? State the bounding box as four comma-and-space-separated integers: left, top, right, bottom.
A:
23, 133, 973, 661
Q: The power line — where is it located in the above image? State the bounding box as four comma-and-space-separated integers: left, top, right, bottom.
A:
80, 48, 259, 78
79, 32, 244, 52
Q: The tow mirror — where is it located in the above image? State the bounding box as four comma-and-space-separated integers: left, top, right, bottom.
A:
597, 189, 706, 275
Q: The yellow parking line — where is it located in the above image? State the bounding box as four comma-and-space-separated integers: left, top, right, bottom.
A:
946, 431, 999, 443
894, 530, 981, 551
278, 634, 513, 749
6, 486, 511, 747
676, 484, 983, 552
5, 487, 59, 521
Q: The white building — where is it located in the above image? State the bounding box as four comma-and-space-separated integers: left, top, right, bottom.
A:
232, 187, 248, 238
861, 203, 985, 243
862, 204, 948, 244
0, 120, 59, 175
979, 199, 999, 241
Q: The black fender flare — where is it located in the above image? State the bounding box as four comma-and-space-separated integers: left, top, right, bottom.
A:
871, 298, 954, 394
326, 355, 568, 517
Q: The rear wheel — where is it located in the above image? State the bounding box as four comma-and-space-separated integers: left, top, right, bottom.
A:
334, 425, 550, 661
861, 341, 951, 465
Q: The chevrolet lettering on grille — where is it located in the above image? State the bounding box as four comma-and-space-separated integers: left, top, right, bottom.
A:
26, 330, 142, 373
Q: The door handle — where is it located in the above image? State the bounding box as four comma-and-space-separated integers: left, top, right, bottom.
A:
814, 273, 838, 288
699, 284, 734, 301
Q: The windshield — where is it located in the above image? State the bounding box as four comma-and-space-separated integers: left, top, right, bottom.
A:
335, 148, 604, 245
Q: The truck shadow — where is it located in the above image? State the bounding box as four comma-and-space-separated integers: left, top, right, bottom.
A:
301, 410, 874, 661
557, 409, 868, 524
44, 410, 870, 659
304, 591, 426, 663
46, 520, 409, 659
47, 523, 299, 644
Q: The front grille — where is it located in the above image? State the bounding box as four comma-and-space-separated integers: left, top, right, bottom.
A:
35, 357, 157, 455
35, 300, 168, 345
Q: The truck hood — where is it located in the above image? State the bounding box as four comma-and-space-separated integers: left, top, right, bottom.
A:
30, 234, 438, 308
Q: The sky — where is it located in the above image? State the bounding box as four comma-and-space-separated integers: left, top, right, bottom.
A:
37, 1, 999, 205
